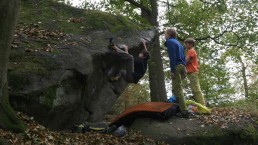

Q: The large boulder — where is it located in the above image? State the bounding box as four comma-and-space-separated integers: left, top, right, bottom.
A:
9, 29, 156, 130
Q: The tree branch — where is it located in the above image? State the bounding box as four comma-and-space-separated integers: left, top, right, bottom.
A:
158, 0, 176, 8
198, 0, 213, 5
124, 0, 152, 15
195, 30, 239, 47
161, 24, 240, 47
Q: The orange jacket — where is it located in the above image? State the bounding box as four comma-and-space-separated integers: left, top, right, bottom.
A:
186, 48, 199, 73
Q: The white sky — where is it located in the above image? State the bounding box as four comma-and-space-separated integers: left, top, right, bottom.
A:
70, 0, 99, 7
70, 0, 82, 6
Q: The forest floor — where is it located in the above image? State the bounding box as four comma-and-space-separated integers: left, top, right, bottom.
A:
0, 104, 257, 145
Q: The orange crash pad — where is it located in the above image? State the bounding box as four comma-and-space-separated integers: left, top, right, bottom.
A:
110, 102, 179, 127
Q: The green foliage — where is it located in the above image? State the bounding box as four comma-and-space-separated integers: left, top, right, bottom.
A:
171, 0, 258, 102
85, 0, 155, 27
248, 79, 258, 100
111, 82, 150, 115
166, 0, 227, 38
81, 0, 109, 10
214, 0, 258, 93
199, 63, 235, 102
107, 0, 150, 24
222, 46, 257, 100
219, 99, 258, 111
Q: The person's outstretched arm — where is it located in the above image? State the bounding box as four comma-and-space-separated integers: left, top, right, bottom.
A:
142, 41, 148, 50
110, 45, 129, 54
120, 45, 129, 54
110, 45, 118, 53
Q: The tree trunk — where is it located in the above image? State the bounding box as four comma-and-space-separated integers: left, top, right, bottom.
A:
148, 35, 167, 101
141, 0, 167, 102
240, 58, 249, 99
0, 0, 25, 132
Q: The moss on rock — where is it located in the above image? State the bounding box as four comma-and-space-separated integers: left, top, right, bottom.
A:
189, 124, 258, 145
19, 0, 148, 34
39, 85, 57, 109
83, 11, 143, 32
240, 124, 258, 143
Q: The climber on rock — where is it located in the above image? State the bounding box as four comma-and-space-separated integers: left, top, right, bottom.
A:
107, 38, 134, 82
108, 39, 150, 84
